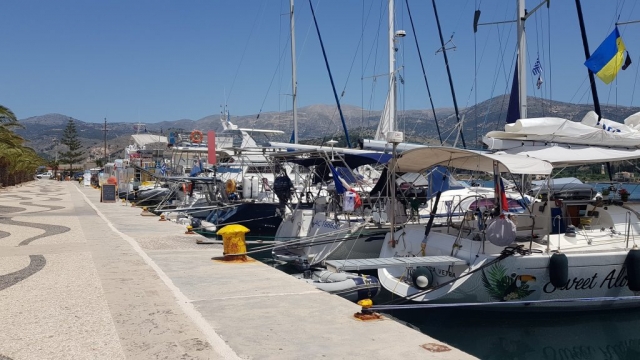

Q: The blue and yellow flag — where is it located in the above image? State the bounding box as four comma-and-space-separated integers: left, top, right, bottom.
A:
584, 27, 626, 84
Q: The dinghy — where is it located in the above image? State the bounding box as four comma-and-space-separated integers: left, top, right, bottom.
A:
293, 270, 380, 303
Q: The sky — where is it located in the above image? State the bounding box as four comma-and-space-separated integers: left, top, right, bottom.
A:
2, 0, 640, 124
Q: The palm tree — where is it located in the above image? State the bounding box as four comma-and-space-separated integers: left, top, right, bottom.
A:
0, 105, 22, 129
0, 105, 42, 186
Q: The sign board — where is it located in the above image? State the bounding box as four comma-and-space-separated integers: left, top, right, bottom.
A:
101, 184, 117, 203
83, 171, 91, 187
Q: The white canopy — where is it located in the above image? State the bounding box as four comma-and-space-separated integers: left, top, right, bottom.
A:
131, 134, 168, 147
396, 147, 553, 175
498, 144, 640, 167
485, 111, 640, 148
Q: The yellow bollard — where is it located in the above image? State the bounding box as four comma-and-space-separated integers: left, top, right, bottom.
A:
185, 225, 195, 234
354, 298, 382, 321
216, 224, 250, 261
140, 206, 154, 216
159, 214, 166, 221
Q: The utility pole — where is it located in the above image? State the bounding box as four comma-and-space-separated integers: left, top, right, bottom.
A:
102, 118, 109, 163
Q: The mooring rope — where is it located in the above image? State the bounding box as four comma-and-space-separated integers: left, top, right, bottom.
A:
370, 295, 640, 311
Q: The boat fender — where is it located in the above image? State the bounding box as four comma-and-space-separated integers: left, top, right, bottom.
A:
549, 252, 568, 288
411, 267, 433, 290
625, 248, 640, 291
190, 218, 202, 229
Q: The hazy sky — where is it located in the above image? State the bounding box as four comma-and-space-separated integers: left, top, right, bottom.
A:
1, 0, 638, 123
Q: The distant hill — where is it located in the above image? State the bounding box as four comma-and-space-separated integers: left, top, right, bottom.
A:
17, 96, 640, 161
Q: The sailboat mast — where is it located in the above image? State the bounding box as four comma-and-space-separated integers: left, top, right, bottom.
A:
517, 0, 527, 119
389, 0, 396, 133
574, 0, 601, 117
290, 0, 298, 144
432, 0, 466, 148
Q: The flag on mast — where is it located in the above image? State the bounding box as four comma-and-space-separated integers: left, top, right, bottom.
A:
584, 27, 627, 84
532, 56, 543, 76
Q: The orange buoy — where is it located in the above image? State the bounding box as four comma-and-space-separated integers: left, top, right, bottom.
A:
190, 130, 204, 143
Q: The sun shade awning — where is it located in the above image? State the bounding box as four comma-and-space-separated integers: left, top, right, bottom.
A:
498, 145, 640, 167
396, 147, 553, 175
131, 134, 168, 147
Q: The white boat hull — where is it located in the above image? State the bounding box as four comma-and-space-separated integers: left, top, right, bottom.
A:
378, 225, 640, 310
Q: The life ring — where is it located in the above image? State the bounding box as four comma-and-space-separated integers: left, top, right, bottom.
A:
182, 183, 193, 194
190, 130, 203, 143
225, 179, 236, 194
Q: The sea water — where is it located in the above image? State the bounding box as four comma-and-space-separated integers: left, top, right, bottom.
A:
382, 305, 640, 359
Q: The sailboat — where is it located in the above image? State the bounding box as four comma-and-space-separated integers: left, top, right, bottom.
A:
329, 0, 640, 311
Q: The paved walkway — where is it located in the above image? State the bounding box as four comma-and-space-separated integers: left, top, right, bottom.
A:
0, 180, 474, 360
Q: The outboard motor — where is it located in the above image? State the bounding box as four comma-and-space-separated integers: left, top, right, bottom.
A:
273, 174, 293, 204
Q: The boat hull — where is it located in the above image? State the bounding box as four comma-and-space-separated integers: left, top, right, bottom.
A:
378, 226, 640, 310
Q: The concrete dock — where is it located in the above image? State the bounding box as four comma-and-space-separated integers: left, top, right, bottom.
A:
0, 180, 474, 359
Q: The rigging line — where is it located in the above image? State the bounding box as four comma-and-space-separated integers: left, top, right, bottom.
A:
547, 7, 552, 103
474, 0, 477, 148
630, 54, 640, 107
568, 75, 589, 104
225, 1, 268, 105
448, 0, 472, 37
252, 31, 292, 129
482, 0, 516, 134
405, 0, 442, 145
296, 0, 322, 69
532, 9, 544, 115
463, 7, 494, 112
322, 0, 378, 141
479, 1, 511, 135
360, 0, 367, 128
361, 1, 366, 129
363, 0, 386, 81
432, 0, 466, 148
361, 0, 386, 133
334, 0, 376, 127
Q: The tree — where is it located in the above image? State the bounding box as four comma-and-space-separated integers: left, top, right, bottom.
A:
59, 118, 84, 173
0, 105, 22, 130
0, 105, 42, 186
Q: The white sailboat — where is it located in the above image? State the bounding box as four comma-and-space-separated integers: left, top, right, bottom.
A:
330, 0, 640, 311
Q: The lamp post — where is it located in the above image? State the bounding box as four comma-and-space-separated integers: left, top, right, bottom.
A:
53, 138, 59, 178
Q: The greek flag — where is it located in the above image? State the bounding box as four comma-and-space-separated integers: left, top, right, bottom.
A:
532, 57, 543, 76
160, 162, 167, 176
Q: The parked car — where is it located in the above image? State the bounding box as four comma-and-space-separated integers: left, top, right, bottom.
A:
73, 172, 85, 181
36, 172, 53, 179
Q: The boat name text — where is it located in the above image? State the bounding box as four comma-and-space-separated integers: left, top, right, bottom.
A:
543, 268, 627, 293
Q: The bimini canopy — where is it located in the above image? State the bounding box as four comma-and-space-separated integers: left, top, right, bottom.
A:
131, 134, 168, 147
396, 147, 552, 175
498, 144, 640, 167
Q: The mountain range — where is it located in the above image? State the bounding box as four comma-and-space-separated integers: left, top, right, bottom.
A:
17, 95, 640, 161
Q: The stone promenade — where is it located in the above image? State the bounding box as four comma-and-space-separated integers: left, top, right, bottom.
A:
0, 180, 473, 360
